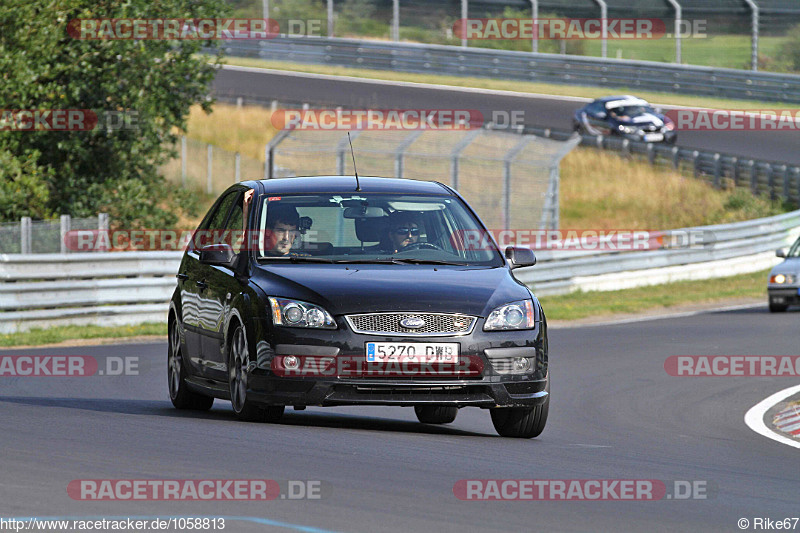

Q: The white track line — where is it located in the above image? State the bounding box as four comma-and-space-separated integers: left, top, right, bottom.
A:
744, 384, 800, 450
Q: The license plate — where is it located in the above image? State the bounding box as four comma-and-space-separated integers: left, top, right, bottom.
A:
366, 342, 459, 363
643, 133, 664, 142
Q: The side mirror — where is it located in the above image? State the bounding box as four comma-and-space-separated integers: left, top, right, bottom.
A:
199, 243, 235, 266
505, 246, 536, 269
776, 248, 788, 258
597, 111, 607, 119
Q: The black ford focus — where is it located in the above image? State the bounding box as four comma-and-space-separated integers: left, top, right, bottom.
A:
168, 176, 549, 438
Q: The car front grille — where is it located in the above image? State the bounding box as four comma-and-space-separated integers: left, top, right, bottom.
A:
344, 312, 478, 336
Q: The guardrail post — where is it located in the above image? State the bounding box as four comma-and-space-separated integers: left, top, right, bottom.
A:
692, 150, 700, 179
713, 153, 721, 188
207, 144, 213, 194
60, 215, 70, 254
621, 139, 630, 156
20, 216, 31, 255
671, 146, 680, 169
646, 143, 655, 165
781, 165, 789, 202
98, 213, 109, 253
595, 135, 603, 149
181, 136, 187, 187
749, 160, 757, 195
731, 157, 739, 186
795, 168, 800, 206
766, 163, 775, 200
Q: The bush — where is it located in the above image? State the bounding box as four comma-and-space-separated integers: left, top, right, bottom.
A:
0, 0, 227, 227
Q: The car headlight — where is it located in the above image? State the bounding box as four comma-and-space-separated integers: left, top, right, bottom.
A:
484, 300, 536, 331
770, 274, 796, 284
268, 297, 336, 329
618, 124, 637, 135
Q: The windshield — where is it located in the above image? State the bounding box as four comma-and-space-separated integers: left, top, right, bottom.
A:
608, 105, 655, 118
254, 193, 503, 266
788, 237, 800, 258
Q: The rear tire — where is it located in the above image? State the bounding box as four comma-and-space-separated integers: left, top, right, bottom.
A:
414, 405, 458, 424
168, 315, 214, 411
769, 301, 789, 313
229, 323, 284, 422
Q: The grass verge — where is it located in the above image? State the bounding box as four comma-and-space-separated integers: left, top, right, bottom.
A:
0, 323, 166, 348
538, 269, 769, 321
221, 56, 800, 111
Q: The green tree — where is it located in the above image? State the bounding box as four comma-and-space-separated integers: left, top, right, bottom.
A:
0, 0, 227, 226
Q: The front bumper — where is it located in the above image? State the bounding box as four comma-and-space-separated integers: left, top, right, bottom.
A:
246, 317, 549, 408
768, 286, 800, 306
620, 129, 677, 144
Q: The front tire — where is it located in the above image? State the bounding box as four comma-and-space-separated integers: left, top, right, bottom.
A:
229, 323, 284, 422
414, 405, 458, 424
490, 401, 549, 438
168, 315, 214, 411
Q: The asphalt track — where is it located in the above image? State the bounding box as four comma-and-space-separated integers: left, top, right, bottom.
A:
1, 306, 797, 532
213, 66, 800, 166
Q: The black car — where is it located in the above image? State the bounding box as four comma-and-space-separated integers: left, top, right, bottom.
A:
168, 176, 549, 438
573, 95, 677, 144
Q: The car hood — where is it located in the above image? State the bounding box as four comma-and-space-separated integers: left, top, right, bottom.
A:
770, 257, 800, 276
250, 264, 531, 317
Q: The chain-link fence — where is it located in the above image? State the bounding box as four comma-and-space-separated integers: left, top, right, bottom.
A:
161, 136, 263, 194
0, 214, 108, 254
266, 127, 579, 230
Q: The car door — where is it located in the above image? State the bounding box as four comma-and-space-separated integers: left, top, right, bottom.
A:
199, 191, 247, 381
178, 194, 236, 376
193, 190, 240, 378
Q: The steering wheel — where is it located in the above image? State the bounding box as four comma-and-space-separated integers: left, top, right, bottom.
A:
400, 242, 443, 252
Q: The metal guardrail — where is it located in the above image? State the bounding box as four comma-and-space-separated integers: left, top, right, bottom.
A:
2, 210, 797, 333
515, 125, 800, 207
219, 37, 800, 103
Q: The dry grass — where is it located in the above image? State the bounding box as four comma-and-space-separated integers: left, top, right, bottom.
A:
560, 148, 785, 229
185, 103, 279, 159
178, 104, 786, 230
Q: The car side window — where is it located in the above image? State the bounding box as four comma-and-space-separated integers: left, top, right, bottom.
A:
224, 197, 244, 253
206, 192, 238, 233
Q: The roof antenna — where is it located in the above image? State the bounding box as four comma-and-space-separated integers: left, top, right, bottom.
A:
348, 131, 360, 191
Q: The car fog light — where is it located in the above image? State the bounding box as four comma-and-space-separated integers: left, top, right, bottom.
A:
513, 357, 530, 372
283, 356, 300, 370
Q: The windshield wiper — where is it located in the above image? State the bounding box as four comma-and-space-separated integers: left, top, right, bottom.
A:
386, 257, 468, 265
258, 256, 336, 263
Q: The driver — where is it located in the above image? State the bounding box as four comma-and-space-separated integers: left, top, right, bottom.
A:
384, 211, 422, 253
263, 204, 309, 257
